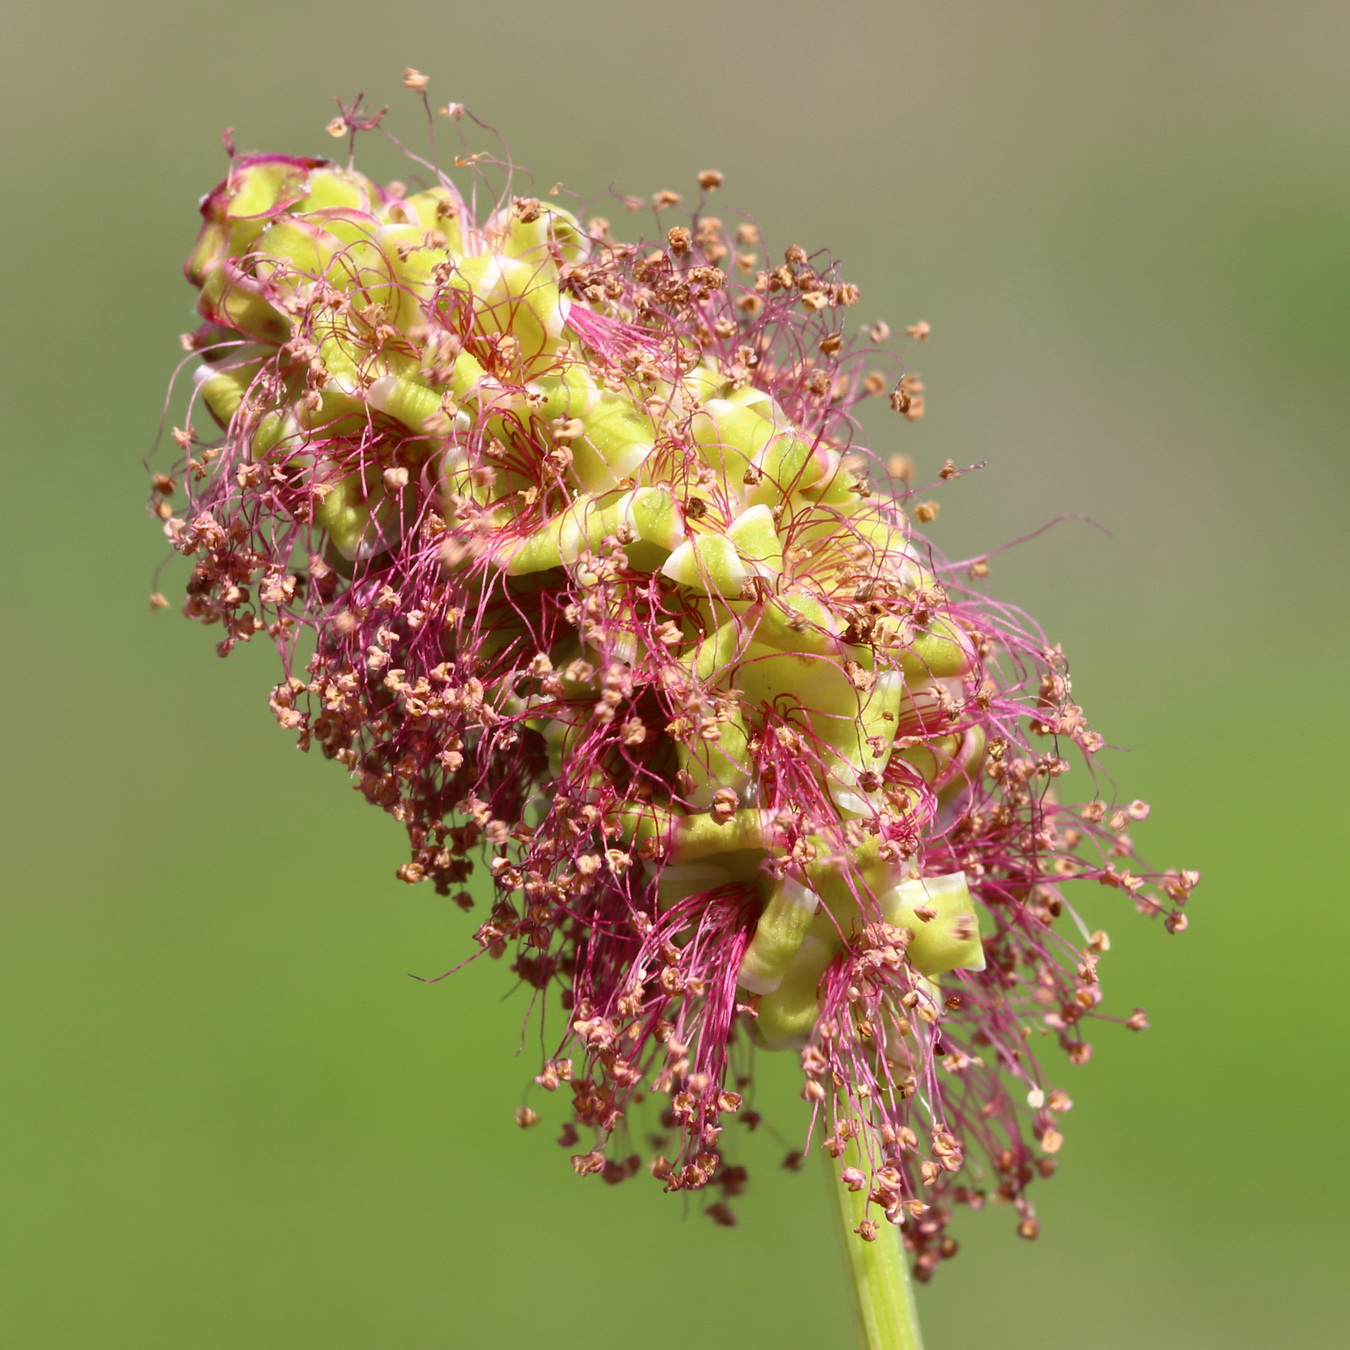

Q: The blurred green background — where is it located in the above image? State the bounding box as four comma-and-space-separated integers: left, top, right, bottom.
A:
3, 2, 1346, 1346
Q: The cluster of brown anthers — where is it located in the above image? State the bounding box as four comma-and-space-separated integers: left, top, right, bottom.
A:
151, 109, 1194, 1279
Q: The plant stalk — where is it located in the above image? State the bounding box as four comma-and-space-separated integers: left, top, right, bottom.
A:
829, 1143, 926, 1350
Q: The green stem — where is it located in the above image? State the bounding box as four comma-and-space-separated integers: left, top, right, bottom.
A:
829, 1142, 926, 1350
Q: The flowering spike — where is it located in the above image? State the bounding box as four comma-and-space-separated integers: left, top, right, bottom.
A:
151, 107, 1196, 1279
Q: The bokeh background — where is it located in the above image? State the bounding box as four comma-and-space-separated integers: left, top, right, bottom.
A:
3, 2, 1347, 1346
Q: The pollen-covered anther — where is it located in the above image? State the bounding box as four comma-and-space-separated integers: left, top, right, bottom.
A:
839, 1166, 867, 1192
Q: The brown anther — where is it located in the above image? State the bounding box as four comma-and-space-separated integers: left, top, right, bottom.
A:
906, 320, 931, 341
652, 190, 682, 210
914, 502, 940, 524
402, 68, 429, 92
710, 789, 738, 824
698, 169, 724, 191
667, 226, 692, 256
515, 1106, 540, 1128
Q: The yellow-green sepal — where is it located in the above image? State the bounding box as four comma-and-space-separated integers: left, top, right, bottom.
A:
753, 934, 835, 1050
195, 358, 263, 426
737, 877, 821, 995
882, 872, 985, 977
661, 533, 749, 598
677, 704, 752, 806
897, 612, 972, 682
572, 391, 656, 490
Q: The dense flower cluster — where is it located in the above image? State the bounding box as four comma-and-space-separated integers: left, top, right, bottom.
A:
151, 107, 1194, 1277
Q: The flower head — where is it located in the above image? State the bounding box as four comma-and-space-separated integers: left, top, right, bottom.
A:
152, 110, 1195, 1278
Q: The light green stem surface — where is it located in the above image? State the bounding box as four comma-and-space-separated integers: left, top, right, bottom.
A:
830, 1143, 926, 1350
